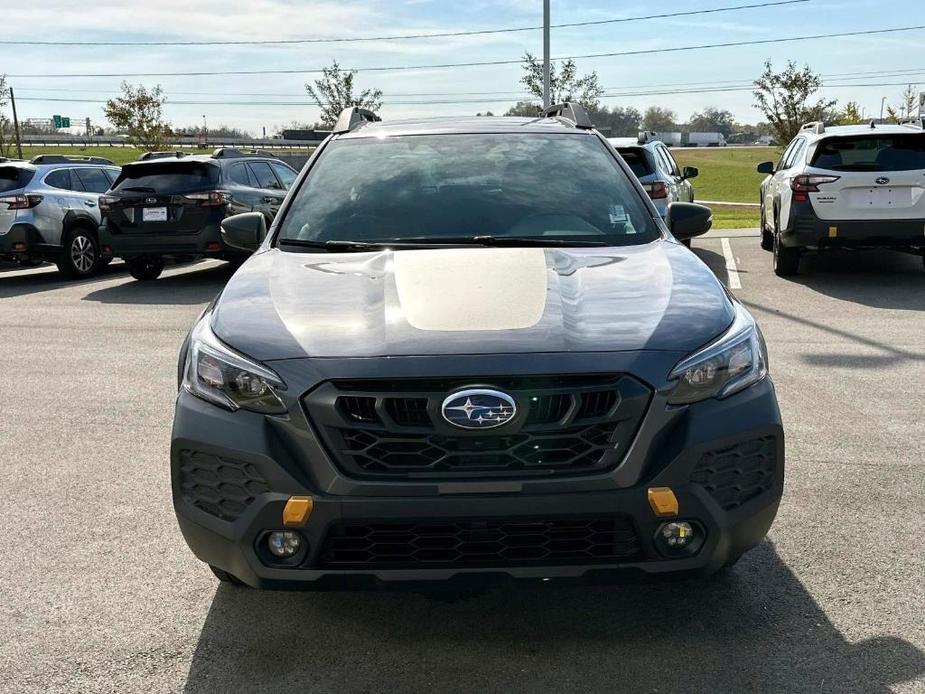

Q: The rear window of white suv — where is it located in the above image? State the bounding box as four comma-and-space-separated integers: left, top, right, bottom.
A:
810, 134, 925, 172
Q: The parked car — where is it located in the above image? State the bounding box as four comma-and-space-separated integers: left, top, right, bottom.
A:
608, 133, 699, 245
0, 155, 120, 278
171, 104, 781, 590
99, 148, 298, 280
758, 121, 925, 276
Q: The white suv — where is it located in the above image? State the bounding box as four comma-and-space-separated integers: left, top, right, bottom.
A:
757, 121, 925, 276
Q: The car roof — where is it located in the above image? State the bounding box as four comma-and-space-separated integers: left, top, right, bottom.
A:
336, 115, 594, 139
801, 123, 924, 141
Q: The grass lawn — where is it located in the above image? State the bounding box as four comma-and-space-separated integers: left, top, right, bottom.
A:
673, 146, 779, 204
709, 204, 761, 230
11, 145, 313, 166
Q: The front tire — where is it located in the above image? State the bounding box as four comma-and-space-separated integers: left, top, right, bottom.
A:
56, 227, 101, 279
126, 256, 165, 281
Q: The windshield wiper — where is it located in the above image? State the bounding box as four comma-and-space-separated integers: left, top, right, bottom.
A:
277, 235, 610, 252
414, 235, 610, 247
277, 238, 444, 252
120, 186, 157, 193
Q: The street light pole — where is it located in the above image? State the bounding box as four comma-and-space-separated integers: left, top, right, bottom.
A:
202, 114, 207, 143
542, 0, 551, 109
880, 96, 886, 122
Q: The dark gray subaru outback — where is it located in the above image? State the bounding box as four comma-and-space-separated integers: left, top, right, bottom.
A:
171, 104, 784, 590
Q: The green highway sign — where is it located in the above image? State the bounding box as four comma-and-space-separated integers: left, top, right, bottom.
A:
52, 115, 71, 128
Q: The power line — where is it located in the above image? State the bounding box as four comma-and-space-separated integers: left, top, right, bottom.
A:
13, 81, 923, 107
0, 0, 808, 47
13, 67, 925, 100
10, 24, 924, 78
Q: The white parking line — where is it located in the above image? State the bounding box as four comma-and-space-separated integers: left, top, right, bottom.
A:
721, 237, 742, 289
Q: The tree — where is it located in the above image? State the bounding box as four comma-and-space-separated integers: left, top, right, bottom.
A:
641, 106, 677, 133
688, 107, 735, 137
519, 53, 604, 109
104, 82, 174, 150
0, 75, 10, 157
305, 60, 383, 129
753, 61, 836, 145
885, 84, 918, 123
586, 105, 641, 136
837, 101, 863, 125
504, 101, 542, 117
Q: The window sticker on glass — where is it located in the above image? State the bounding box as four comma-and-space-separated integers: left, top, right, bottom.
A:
608, 204, 628, 225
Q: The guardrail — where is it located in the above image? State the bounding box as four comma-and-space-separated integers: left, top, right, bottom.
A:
16, 135, 323, 149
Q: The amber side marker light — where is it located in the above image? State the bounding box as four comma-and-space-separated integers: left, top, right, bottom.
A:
282, 496, 314, 527
647, 487, 679, 517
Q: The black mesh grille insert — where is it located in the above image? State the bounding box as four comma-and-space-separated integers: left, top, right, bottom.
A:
690, 436, 778, 511
320, 516, 641, 568
177, 450, 270, 521
305, 374, 652, 480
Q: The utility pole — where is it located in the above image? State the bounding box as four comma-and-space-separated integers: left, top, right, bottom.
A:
10, 87, 23, 159
880, 96, 886, 122
542, 0, 551, 109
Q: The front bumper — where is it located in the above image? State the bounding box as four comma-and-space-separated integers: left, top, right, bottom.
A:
99, 220, 244, 259
171, 353, 784, 590
782, 200, 925, 249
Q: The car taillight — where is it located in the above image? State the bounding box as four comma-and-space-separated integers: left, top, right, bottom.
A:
99, 195, 119, 212
182, 191, 230, 207
0, 194, 42, 210
643, 182, 669, 200
791, 175, 839, 202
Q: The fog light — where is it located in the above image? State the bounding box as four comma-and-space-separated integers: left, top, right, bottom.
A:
206, 241, 220, 251
267, 530, 303, 558
654, 521, 703, 557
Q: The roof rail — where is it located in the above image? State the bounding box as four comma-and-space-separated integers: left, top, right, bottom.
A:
541, 102, 593, 129
138, 151, 188, 161
800, 121, 825, 135
332, 107, 382, 134
210, 147, 279, 159
29, 154, 115, 165
637, 130, 658, 145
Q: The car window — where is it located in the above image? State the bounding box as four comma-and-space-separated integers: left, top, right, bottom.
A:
270, 162, 297, 189
661, 147, 681, 176
74, 167, 112, 194
103, 167, 120, 185
277, 133, 661, 247
248, 161, 284, 190
227, 163, 254, 187
45, 168, 74, 190
616, 149, 653, 178
786, 139, 808, 169
0, 166, 34, 192
652, 147, 670, 174
111, 161, 220, 193
810, 134, 925, 171
777, 140, 798, 170
780, 138, 805, 170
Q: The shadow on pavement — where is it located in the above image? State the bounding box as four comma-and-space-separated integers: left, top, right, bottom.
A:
82, 262, 236, 305
692, 246, 730, 287
792, 249, 924, 310
0, 262, 127, 299
183, 542, 923, 693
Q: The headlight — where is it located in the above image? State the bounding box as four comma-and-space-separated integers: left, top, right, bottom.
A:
182, 313, 287, 414
667, 302, 768, 405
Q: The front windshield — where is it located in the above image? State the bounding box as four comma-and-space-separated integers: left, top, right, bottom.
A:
276, 133, 660, 246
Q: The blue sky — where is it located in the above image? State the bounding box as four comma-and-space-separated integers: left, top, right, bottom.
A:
2, 0, 923, 135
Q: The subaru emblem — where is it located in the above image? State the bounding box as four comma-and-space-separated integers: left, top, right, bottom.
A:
875, 177, 890, 185
145, 197, 157, 203
441, 389, 516, 429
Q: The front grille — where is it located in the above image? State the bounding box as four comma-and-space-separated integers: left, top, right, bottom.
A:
177, 450, 270, 521
303, 374, 651, 480
690, 436, 778, 510
319, 516, 641, 569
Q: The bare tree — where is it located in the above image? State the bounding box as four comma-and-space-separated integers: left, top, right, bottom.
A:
305, 61, 383, 129
103, 82, 174, 150
0, 75, 11, 157
753, 61, 836, 145
519, 53, 604, 109
885, 84, 918, 123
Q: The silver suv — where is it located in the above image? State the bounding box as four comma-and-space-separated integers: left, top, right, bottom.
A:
0, 155, 121, 278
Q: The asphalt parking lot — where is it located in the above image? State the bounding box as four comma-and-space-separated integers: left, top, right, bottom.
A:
1, 234, 924, 693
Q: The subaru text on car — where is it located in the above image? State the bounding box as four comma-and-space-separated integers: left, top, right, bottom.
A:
0, 155, 120, 278
99, 148, 298, 280
758, 121, 925, 275
171, 104, 784, 590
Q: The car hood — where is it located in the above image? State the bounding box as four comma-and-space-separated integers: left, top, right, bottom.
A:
212, 241, 734, 361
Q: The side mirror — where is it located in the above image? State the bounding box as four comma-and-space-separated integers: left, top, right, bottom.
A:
666, 202, 712, 241
756, 161, 775, 175
220, 212, 267, 252
681, 166, 699, 180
